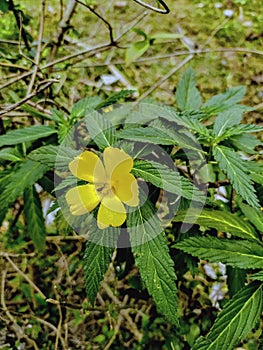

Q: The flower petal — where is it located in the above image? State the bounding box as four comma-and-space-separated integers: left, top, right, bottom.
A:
97, 195, 126, 229
69, 150, 106, 183
103, 147, 133, 179
113, 173, 139, 206
66, 184, 100, 215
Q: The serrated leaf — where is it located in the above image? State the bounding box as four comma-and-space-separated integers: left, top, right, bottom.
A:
84, 227, 119, 305
175, 236, 263, 269
0, 147, 22, 162
177, 112, 211, 138
95, 90, 135, 110
118, 120, 204, 153
176, 68, 202, 111
239, 203, 263, 232
173, 209, 257, 240
0, 160, 49, 212
24, 186, 46, 251
226, 266, 247, 297
132, 159, 205, 202
203, 86, 246, 114
192, 282, 262, 350
213, 145, 259, 208
0, 125, 57, 147
85, 111, 117, 150
250, 271, 263, 281
249, 162, 263, 184
70, 97, 102, 119
54, 175, 77, 192
28, 145, 59, 167
231, 133, 262, 154
127, 198, 178, 325
213, 106, 245, 137
220, 124, 263, 139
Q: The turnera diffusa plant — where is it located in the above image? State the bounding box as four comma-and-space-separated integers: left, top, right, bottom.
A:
0, 69, 262, 349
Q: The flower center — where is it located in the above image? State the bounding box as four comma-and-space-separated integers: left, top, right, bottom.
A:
95, 178, 118, 198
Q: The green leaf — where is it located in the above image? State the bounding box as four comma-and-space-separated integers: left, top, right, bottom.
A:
250, 271, 263, 281
248, 162, 263, 184
176, 68, 202, 111
95, 90, 135, 110
84, 227, 119, 305
0, 125, 57, 147
213, 145, 259, 208
192, 282, 262, 350
150, 32, 182, 40
177, 112, 211, 139
175, 236, 263, 269
125, 39, 150, 65
28, 145, 78, 171
203, 86, 246, 113
23, 186, 46, 251
173, 209, 257, 241
239, 203, 263, 232
71, 96, 102, 118
28, 145, 59, 167
231, 133, 262, 154
127, 198, 178, 325
226, 266, 247, 297
132, 159, 205, 202
0, 160, 49, 212
54, 175, 76, 192
0, 147, 22, 162
219, 124, 263, 140
213, 106, 245, 137
119, 120, 204, 153
0, 0, 9, 12
85, 111, 117, 150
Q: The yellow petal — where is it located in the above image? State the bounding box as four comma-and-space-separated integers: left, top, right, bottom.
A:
113, 173, 139, 206
103, 147, 133, 180
97, 195, 126, 229
65, 184, 100, 215
69, 150, 106, 183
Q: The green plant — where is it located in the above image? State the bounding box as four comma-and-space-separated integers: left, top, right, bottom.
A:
0, 68, 262, 349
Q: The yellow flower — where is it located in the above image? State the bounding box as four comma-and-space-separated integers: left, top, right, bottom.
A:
65, 147, 139, 229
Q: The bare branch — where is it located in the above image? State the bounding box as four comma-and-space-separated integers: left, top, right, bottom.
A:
132, 0, 170, 14
76, 0, 116, 45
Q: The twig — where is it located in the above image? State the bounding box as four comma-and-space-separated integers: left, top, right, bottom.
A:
76, 0, 116, 45
208, 180, 231, 188
1, 269, 39, 350
0, 252, 35, 258
0, 10, 147, 92
4, 255, 46, 300
72, 46, 263, 68
101, 282, 143, 341
8, 0, 31, 50
27, 0, 46, 96
0, 80, 59, 116
132, 0, 170, 13
50, 0, 77, 61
